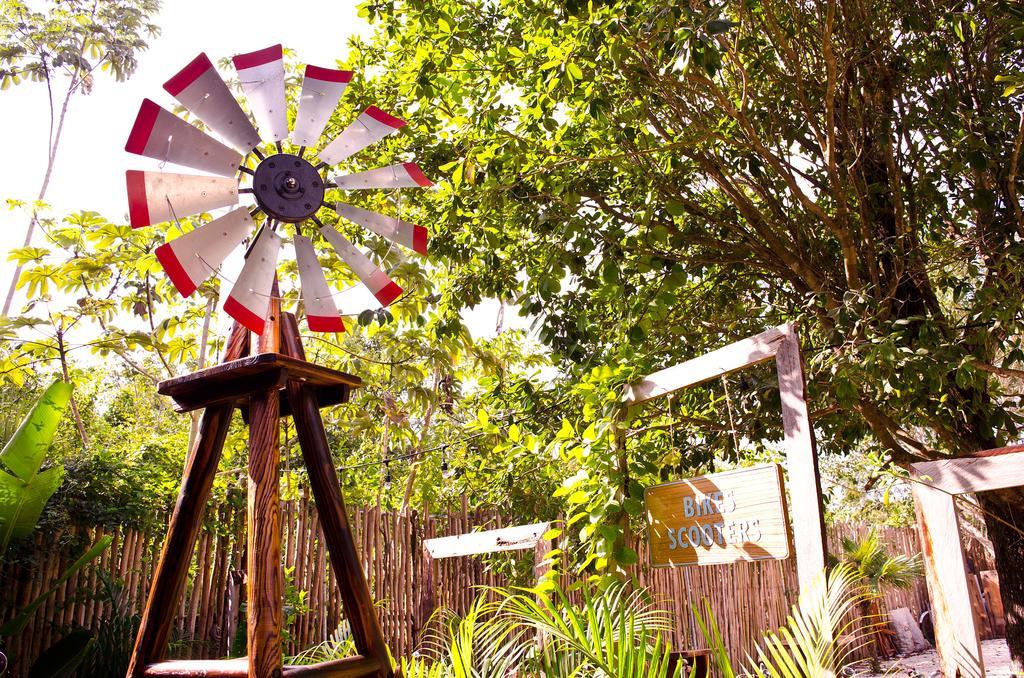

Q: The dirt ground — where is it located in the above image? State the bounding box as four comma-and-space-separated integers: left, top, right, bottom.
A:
853, 639, 1017, 677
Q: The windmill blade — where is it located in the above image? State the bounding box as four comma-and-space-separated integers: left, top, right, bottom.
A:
224, 227, 283, 334
331, 162, 433, 191
294, 234, 345, 332
163, 52, 261, 153
232, 44, 288, 143
126, 170, 239, 228
317, 107, 406, 165
319, 225, 402, 307
155, 207, 255, 297
333, 202, 427, 255
291, 65, 353, 148
126, 99, 243, 177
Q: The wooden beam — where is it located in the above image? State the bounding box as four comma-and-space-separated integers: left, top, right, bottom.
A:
280, 313, 393, 677
159, 352, 361, 413
623, 325, 787, 405
910, 450, 1024, 494
127, 322, 250, 677
775, 325, 828, 591
143, 656, 382, 678
911, 480, 984, 678
424, 522, 550, 559
247, 299, 284, 678
144, 658, 249, 677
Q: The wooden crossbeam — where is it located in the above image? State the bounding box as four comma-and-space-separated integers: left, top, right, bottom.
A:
623, 325, 786, 405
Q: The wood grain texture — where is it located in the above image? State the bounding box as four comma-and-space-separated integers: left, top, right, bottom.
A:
280, 313, 392, 677
623, 324, 786, 405
911, 481, 984, 678
645, 465, 789, 567
144, 658, 249, 677
774, 326, 828, 592
259, 278, 282, 354
159, 352, 360, 413
127, 322, 249, 677
910, 450, 1024, 494
247, 384, 283, 677
143, 655, 382, 678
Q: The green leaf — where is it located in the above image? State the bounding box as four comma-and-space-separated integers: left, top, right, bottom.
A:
1, 381, 72, 480
28, 629, 94, 678
623, 497, 644, 516
0, 466, 64, 543
615, 545, 639, 565
542, 527, 563, 540
568, 490, 590, 504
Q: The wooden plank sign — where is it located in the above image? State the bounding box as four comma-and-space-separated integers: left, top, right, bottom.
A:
645, 464, 790, 568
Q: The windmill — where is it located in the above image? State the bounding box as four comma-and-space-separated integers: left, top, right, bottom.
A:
124, 45, 430, 678
125, 44, 431, 335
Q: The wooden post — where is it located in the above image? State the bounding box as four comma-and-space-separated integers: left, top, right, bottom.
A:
280, 312, 393, 676
126, 323, 249, 677
912, 482, 984, 677
623, 323, 828, 594
774, 325, 827, 592
247, 296, 284, 678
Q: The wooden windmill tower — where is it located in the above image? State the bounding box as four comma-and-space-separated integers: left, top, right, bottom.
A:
122, 45, 433, 678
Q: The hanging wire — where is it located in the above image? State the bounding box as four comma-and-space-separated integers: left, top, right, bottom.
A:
721, 375, 741, 454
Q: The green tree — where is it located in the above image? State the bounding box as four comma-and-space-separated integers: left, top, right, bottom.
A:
0, 0, 160, 316
352, 0, 1024, 666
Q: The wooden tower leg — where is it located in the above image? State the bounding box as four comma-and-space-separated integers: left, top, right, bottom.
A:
280, 313, 393, 676
127, 323, 250, 677
247, 295, 285, 678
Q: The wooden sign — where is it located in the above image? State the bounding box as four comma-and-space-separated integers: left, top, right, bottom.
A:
644, 464, 790, 568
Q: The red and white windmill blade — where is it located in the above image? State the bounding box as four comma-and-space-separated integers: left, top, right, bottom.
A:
124, 45, 432, 335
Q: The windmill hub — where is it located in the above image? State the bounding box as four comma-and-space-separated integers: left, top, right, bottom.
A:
252, 152, 325, 223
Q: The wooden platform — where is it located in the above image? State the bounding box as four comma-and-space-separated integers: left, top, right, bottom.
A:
143, 654, 383, 677
158, 352, 362, 414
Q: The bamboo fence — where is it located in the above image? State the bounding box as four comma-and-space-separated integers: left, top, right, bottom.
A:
0, 500, 997, 676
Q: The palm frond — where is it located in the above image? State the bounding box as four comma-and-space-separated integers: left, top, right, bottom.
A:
697, 565, 872, 678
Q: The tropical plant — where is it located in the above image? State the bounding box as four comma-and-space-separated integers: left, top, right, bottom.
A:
352, 0, 1024, 663
26, 628, 93, 678
0, 536, 111, 637
837, 530, 923, 659
75, 570, 142, 678
1, 535, 111, 675
402, 582, 687, 677
286, 626, 355, 666
404, 595, 523, 677
0, 380, 72, 554
698, 564, 873, 677
839, 531, 923, 594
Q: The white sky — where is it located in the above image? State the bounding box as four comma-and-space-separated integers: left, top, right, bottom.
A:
0, 0, 520, 339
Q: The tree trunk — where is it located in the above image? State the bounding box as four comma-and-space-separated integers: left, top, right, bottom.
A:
978, 490, 1024, 674
3, 82, 75, 317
